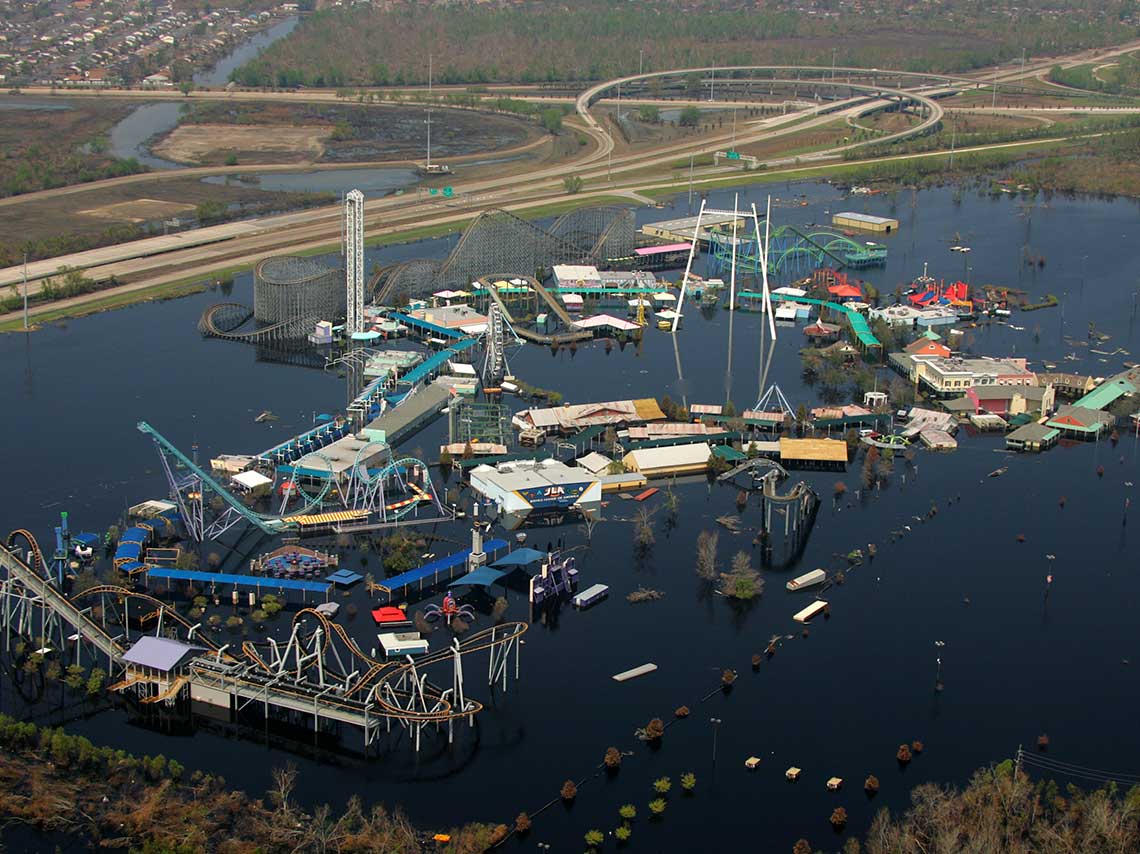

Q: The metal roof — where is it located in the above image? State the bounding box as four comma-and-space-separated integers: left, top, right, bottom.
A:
833, 212, 899, 226
123, 636, 204, 672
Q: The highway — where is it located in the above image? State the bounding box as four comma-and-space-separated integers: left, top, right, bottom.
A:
1, 49, 1136, 326
0, 67, 944, 294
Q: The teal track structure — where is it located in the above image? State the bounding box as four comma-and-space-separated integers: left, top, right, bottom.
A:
708, 225, 887, 281
765, 294, 882, 349
137, 421, 330, 541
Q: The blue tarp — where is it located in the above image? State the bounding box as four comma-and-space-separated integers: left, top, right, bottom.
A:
491, 547, 548, 568
449, 567, 506, 588
146, 568, 330, 594
379, 538, 507, 597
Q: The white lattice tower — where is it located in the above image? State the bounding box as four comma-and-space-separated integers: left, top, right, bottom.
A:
345, 189, 365, 335
482, 302, 506, 388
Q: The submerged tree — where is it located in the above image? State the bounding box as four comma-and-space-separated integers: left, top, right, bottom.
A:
695, 529, 719, 581
633, 507, 656, 550
720, 551, 764, 600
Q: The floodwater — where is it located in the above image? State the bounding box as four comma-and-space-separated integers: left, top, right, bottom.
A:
1, 184, 1139, 850
108, 17, 299, 170
192, 17, 299, 88
202, 167, 420, 199
108, 102, 186, 169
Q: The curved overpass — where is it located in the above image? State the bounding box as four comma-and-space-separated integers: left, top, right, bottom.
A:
576, 65, 946, 164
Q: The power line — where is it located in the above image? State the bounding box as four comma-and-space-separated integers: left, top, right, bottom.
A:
1017, 749, 1140, 785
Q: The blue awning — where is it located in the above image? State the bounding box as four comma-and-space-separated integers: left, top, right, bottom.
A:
327, 569, 363, 586
146, 568, 330, 594
73, 532, 100, 546
449, 567, 506, 588
491, 547, 548, 568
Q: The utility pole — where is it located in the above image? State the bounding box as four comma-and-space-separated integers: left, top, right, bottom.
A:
639, 49, 644, 77
992, 67, 998, 109
949, 123, 956, 169
832, 47, 837, 81
710, 62, 715, 101
688, 153, 694, 207
731, 108, 737, 151
710, 717, 722, 764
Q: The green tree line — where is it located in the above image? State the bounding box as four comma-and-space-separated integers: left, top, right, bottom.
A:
227, 0, 1138, 89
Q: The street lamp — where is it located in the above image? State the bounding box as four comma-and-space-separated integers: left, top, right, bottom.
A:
710, 717, 722, 764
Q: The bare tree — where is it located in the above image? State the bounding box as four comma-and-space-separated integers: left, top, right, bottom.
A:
695, 530, 719, 580
633, 506, 656, 549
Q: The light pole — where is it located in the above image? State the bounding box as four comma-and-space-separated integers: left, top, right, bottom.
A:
22, 252, 29, 331
639, 49, 644, 77
710, 717, 722, 764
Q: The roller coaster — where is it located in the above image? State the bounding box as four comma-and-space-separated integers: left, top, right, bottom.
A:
197, 301, 320, 347
372, 205, 636, 305
138, 421, 445, 542
0, 542, 527, 751
708, 224, 887, 282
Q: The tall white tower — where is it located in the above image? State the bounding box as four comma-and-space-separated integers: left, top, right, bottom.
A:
345, 189, 365, 336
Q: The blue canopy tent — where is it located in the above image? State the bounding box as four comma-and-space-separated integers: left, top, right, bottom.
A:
448, 566, 506, 589
491, 548, 548, 569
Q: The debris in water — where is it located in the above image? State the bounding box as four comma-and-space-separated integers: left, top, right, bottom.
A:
626, 587, 664, 604
716, 515, 743, 533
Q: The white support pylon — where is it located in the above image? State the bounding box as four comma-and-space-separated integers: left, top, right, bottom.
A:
752, 197, 776, 341
673, 197, 706, 334
345, 189, 365, 336
728, 193, 739, 311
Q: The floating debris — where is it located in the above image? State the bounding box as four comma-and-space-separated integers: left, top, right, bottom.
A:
988, 466, 1008, 478
716, 514, 743, 533
626, 587, 664, 604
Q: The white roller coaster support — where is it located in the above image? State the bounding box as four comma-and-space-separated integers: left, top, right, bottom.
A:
673, 197, 706, 334
754, 197, 777, 341
728, 193, 739, 311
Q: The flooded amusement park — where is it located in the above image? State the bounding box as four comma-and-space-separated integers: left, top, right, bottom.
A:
2, 179, 1139, 851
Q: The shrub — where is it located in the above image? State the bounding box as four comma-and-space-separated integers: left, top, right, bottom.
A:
911, 740, 924, 754
618, 804, 636, 820
674, 706, 689, 718
897, 744, 912, 763
652, 776, 672, 794
515, 812, 531, 833
615, 824, 631, 842
680, 772, 696, 791
864, 775, 880, 793
604, 747, 621, 768
831, 807, 848, 828
648, 798, 666, 815
584, 829, 604, 848
645, 718, 665, 740
561, 779, 578, 800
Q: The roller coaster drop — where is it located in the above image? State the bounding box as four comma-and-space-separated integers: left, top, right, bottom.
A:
138, 421, 448, 543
